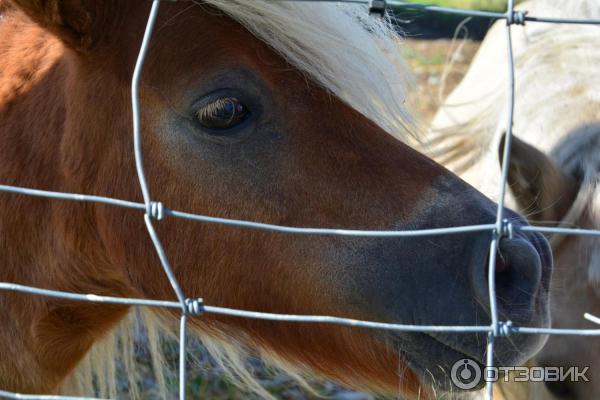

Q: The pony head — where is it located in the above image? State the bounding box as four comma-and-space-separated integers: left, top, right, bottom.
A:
1, 0, 552, 397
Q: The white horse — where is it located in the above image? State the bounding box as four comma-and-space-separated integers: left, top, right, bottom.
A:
428, 0, 600, 398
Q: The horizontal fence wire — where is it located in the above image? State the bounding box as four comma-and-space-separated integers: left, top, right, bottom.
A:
1, 0, 600, 399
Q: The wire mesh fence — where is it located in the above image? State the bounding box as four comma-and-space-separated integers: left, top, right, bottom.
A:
1, 0, 600, 399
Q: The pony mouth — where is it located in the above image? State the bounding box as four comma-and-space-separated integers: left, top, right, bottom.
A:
392, 333, 487, 392
386, 232, 553, 394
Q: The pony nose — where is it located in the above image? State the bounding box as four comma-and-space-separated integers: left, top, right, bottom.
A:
494, 236, 543, 306
473, 232, 550, 323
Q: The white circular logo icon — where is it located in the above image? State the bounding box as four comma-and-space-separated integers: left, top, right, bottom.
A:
451, 358, 482, 390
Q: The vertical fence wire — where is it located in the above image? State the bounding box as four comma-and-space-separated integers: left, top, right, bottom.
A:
484, 0, 518, 397
0, 0, 600, 399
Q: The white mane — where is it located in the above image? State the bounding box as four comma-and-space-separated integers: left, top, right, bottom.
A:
202, 0, 418, 142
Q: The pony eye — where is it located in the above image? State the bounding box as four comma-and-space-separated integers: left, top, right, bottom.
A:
196, 97, 250, 130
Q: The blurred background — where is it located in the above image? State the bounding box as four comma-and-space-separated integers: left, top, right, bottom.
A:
400, 0, 523, 121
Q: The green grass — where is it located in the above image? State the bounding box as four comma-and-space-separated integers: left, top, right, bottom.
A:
409, 0, 524, 12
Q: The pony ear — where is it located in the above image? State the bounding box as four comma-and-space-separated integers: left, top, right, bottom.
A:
9, 0, 131, 50
499, 133, 578, 223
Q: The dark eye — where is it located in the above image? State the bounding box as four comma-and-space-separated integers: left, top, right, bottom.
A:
196, 97, 250, 130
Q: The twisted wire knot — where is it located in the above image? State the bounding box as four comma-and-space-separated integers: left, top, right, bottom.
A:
507, 10, 527, 25
185, 298, 204, 316
149, 201, 164, 220
501, 219, 514, 239
498, 320, 514, 337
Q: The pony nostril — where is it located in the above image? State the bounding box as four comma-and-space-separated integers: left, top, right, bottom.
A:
476, 236, 544, 323
483, 251, 510, 279
482, 250, 515, 306
494, 252, 508, 275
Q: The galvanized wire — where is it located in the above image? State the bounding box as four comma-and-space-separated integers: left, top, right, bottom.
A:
1, 1, 600, 399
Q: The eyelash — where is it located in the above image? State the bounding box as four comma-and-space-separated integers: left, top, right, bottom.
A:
196, 98, 233, 121
195, 96, 251, 131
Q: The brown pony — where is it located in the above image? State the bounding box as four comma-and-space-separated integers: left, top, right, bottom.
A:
0, 0, 552, 398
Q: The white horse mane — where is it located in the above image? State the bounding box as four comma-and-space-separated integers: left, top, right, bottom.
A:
61, 2, 416, 398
